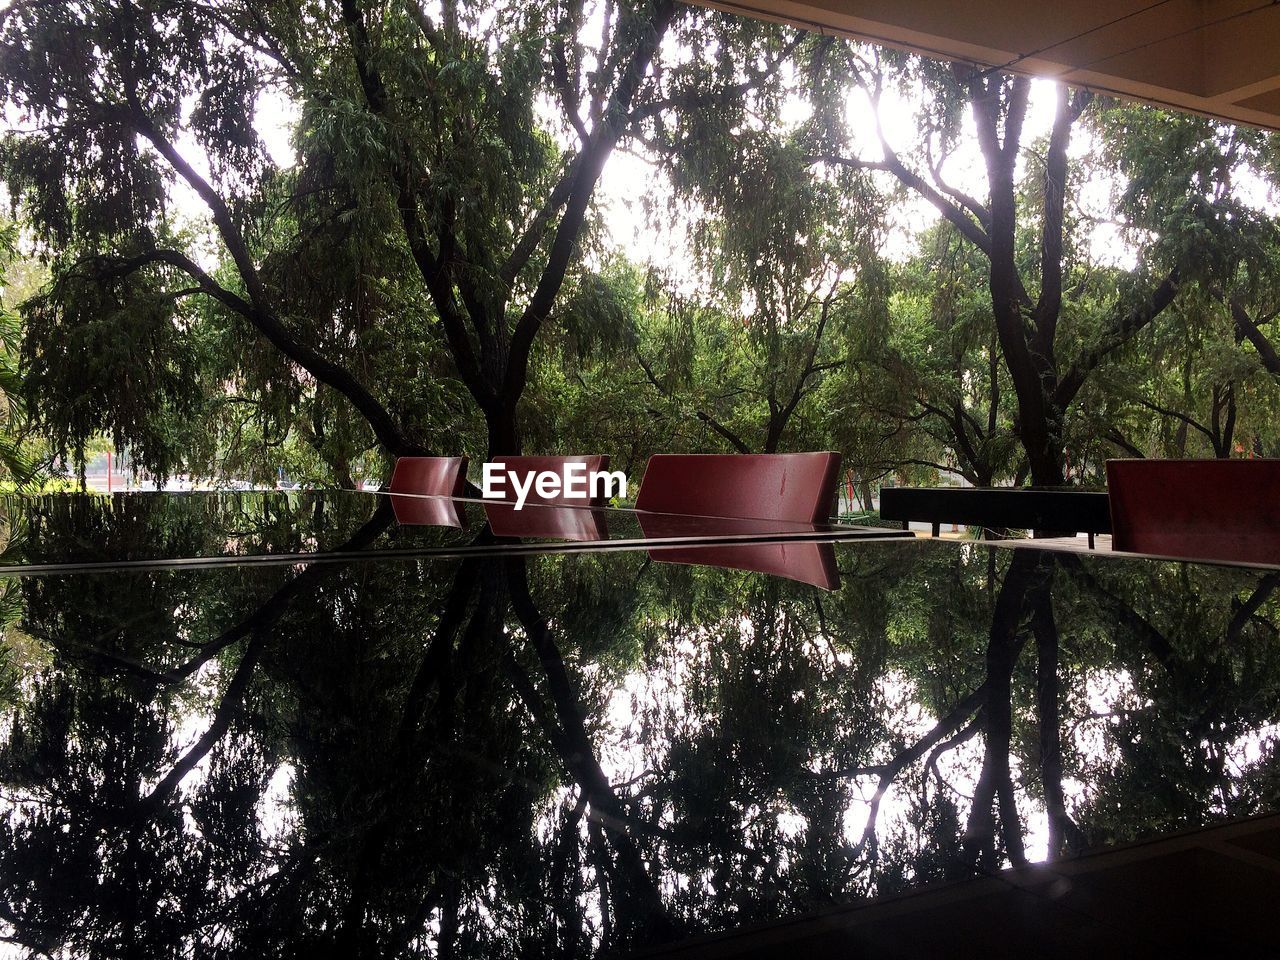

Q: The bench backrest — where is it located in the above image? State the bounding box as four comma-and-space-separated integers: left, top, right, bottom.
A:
635, 453, 841, 524
388, 456, 468, 497
1107, 459, 1280, 565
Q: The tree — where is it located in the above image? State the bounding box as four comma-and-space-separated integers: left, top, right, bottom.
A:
1, 1, 426, 461
0, 0, 797, 473
1069, 105, 1280, 465
800, 47, 1260, 486
0, 222, 42, 487
854, 223, 1020, 486
638, 117, 884, 455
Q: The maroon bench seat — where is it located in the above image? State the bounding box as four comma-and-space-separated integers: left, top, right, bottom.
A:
388, 456, 469, 497
1106, 459, 1280, 566
635, 452, 842, 524
387, 456, 470, 527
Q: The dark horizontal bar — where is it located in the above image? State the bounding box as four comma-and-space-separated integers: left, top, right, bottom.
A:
0, 527, 913, 577
879, 487, 1111, 534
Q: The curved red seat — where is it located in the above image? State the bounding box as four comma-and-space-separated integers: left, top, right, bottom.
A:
489, 455, 612, 507
1106, 459, 1280, 565
634, 453, 842, 524
388, 456, 469, 497
483, 502, 608, 542
647, 541, 840, 589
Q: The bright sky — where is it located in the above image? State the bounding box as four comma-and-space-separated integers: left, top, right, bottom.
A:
592, 74, 1131, 274
239, 67, 1129, 282
8, 15, 1277, 289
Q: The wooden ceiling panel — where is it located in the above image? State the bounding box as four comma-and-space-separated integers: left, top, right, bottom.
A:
689, 0, 1280, 129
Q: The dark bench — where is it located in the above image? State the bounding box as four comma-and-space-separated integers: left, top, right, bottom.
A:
879, 487, 1112, 545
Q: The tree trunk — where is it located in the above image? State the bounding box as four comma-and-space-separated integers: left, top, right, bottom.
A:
763, 416, 784, 454
486, 404, 522, 459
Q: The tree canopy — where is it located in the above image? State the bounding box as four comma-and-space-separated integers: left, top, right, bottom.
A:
0, 1, 1279, 490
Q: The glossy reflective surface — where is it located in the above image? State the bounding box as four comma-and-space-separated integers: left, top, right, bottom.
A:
1, 520, 1278, 956
0, 493, 902, 570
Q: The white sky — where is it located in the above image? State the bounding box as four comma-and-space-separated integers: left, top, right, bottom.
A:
238, 70, 1137, 281
592, 75, 1127, 273
10, 24, 1274, 287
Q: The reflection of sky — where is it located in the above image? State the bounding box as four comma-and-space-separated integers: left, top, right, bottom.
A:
3, 547, 1280, 955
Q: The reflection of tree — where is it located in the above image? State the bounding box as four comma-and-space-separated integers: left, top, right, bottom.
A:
1059, 555, 1280, 846
2, 540, 1279, 956
963, 550, 1051, 867
0, 498, 400, 955
623, 542, 1280, 924
15, 491, 387, 567
504, 556, 674, 946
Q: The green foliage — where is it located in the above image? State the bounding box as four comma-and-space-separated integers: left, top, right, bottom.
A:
0, 224, 42, 488
1, 4, 1280, 490
1, 503, 1277, 953
21, 251, 201, 481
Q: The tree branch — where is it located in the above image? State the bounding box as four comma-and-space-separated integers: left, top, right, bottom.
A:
810, 152, 992, 256
120, 93, 421, 454
1230, 296, 1280, 375
1033, 86, 1090, 356
504, 0, 679, 411
340, 0, 493, 412
1054, 268, 1182, 408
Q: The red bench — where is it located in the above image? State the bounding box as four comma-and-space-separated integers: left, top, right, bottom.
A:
1106, 459, 1280, 565
635, 452, 842, 524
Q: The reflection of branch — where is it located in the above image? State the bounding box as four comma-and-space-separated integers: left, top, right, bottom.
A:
1032, 587, 1081, 859
394, 560, 483, 754
136, 628, 268, 815
925, 712, 983, 794
1225, 572, 1280, 648
964, 551, 1053, 868
171, 501, 399, 684
504, 557, 674, 939
125, 503, 399, 818
852, 685, 987, 857
46, 501, 400, 691
1060, 555, 1172, 666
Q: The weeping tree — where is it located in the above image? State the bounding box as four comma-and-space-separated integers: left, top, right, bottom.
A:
0, 223, 39, 488
1, 1, 417, 475
1093, 106, 1280, 460
638, 122, 886, 455
801, 46, 1276, 486
0, 0, 795, 474
853, 223, 1021, 487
